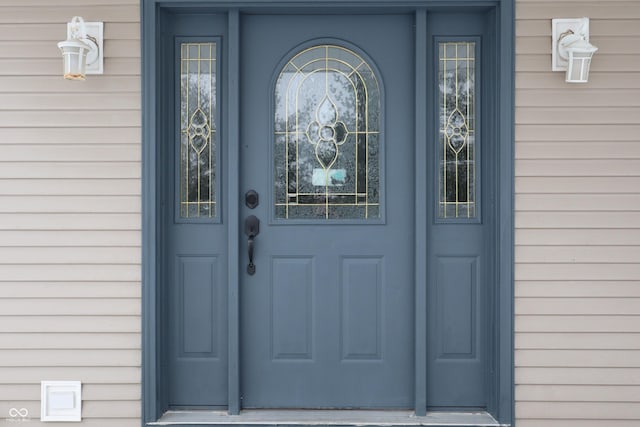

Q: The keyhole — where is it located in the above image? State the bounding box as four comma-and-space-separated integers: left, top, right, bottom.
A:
245, 190, 259, 209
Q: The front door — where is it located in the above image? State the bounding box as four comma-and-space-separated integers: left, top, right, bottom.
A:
239, 14, 414, 408
160, 9, 496, 413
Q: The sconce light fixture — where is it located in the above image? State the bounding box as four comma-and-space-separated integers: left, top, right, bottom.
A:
57, 16, 103, 80
552, 18, 598, 83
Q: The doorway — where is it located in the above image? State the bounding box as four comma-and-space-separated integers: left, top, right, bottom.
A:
144, 3, 514, 424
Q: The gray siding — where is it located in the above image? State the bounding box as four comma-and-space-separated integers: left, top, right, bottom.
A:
515, 0, 640, 425
0, 1, 141, 425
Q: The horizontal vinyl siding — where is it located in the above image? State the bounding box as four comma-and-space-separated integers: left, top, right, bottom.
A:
2, 1, 639, 426
515, 0, 640, 426
0, 1, 141, 426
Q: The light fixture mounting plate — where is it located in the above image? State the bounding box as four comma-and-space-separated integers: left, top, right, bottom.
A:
67, 21, 103, 74
552, 18, 590, 71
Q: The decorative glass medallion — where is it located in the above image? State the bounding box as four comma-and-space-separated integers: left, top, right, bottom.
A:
180, 42, 217, 218
439, 42, 476, 219
274, 45, 381, 220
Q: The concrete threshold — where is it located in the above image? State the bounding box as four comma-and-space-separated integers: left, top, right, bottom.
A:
150, 409, 508, 426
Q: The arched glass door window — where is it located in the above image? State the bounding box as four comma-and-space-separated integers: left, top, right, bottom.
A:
274, 44, 382, 220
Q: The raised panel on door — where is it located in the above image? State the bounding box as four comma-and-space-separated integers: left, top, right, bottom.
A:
239, 14, 415, 409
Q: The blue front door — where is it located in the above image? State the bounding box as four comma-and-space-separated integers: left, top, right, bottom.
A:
239, 14, 415, 408
160, 9, 497, 413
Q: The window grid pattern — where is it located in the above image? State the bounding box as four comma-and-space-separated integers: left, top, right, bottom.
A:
274, 45, 381, 220
180, 42, 217, 218
439, 41, 476, 219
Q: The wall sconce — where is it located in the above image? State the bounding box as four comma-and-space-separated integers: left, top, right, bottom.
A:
57, 16, 103, 80
552, 18, 598, 83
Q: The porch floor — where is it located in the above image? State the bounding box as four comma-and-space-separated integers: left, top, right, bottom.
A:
151, 409, 507, 426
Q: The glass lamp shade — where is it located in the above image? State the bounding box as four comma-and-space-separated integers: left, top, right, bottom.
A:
57, 39, 91, 80
558, 34, 598, 84
565, 46, 597, 83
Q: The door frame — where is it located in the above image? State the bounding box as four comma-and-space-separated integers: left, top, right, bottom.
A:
141, 0, 514, 425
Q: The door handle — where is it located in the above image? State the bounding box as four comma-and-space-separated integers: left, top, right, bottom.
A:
244, 215, 260, 275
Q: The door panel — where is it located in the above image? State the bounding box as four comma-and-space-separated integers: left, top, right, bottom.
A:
271, 257, 314, 359
239, 14, 414, 408
428, 228, 487, 408
426, 13, 493, 409
162, 14, 229, 408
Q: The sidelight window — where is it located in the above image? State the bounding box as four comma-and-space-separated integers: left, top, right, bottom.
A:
438, 41, 477, 219
179, 42, 219, 219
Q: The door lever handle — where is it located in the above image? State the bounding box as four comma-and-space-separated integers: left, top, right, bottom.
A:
244, 215, 260, 275
247, 235, 256, 275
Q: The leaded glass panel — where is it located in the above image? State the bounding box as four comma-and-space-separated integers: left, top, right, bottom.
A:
274, 45, 381, 220
180, 42, 217, 218
438, 42, 476, 219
